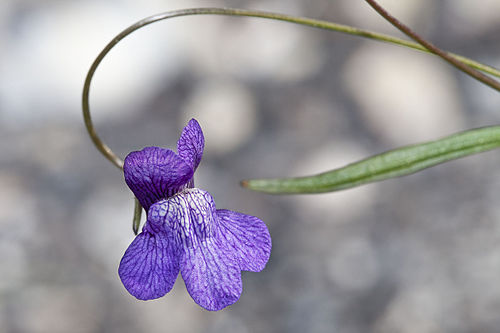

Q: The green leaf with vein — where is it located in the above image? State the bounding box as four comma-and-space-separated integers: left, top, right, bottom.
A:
242, 126, 500, 194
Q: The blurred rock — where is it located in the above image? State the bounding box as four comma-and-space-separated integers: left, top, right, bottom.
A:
326, 236, 380, 291
446, 0, 500, 36
341, 0, 437, 35
343, 43, 465, 145
12, 285, 103, 333
181, 79, 257, 154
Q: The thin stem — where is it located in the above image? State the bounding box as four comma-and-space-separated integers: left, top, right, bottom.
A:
82, 7, 500, 168
365, 0, 500, 92
242, 125, 500, 194
132, 198, 142, 235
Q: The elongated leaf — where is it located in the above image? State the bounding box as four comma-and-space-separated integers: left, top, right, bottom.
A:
242, 126, 500, 194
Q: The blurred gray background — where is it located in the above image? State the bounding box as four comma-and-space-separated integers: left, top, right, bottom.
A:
2, 0, 500, 332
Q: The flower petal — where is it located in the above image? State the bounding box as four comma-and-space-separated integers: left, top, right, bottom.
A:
148, 188, 217, 246
180, 238, 242, 311
151, 188, 242, 310
118, 231, 179, 300
217, 209, 271, 272
177, 119, 205, 172
124, 147, 194, 210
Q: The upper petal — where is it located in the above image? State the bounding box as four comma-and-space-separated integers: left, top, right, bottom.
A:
217, 209, 271, 272
118, 230, 180, 300
177, 119, 204, 172
124, 147, 194, 210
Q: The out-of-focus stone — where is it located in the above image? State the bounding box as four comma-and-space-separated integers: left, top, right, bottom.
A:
343, 44, 465, 145
0, 1, 186, 127
0, 172, 37, 240
129, 284, 208, 333
446, 0, 500, 36
326, 236, 380, 291
341, 0, 437, 35
374, 286, 446, 333
463, 67, 500, 120
181, 79, 257, 154
221, 20, 324, 82
184, 14, 323, 82
0, 240, 28, 292
76, 186, 133, 275
14, 285, 103, 333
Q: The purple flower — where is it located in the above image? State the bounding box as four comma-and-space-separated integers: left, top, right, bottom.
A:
118, 119, 271, 311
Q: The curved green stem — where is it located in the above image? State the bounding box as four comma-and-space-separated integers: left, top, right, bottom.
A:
82, 7, 500, 169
